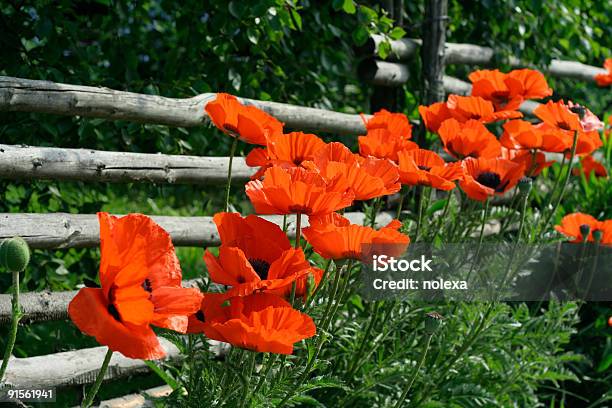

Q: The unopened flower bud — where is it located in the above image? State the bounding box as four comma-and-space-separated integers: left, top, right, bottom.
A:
424, 312, 443, 335
593, 229, 603, 243
518, 177, 532, 195
0, 237, 30, 273
579, 224, 591, 241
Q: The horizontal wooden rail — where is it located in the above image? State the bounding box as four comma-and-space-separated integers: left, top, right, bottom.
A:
0, 338, 179, 389
0, 76, 368, 136
90, 385, 173, 408
0, 144, 252, 185
0, 211, 390, 250
362, 35, 607, 82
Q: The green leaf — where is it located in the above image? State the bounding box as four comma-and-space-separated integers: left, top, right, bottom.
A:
342, 0, 357, 14
389, 26, 406, 40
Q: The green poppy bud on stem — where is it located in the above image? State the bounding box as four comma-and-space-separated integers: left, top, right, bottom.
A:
0, 237, 31, 273
518, 177, 532, 195
424, 311, 443, 335
579, 224, 591, 241
592, 229, 603, 243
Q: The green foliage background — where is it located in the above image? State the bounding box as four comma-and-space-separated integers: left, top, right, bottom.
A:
0, 0, 610, 406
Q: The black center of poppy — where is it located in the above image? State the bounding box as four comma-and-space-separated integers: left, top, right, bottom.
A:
195, 310, 205, 322
293, 156, 304, 166
249, 258, 271, 280
569, 105, 586, 119
492, 92, 509, 107
108, 304, 122, 322
223, 124, 240, 136
476, 171, 501, 189
142, 278, 152, 293
418, 165, 432, 171
557, 121, 571, 130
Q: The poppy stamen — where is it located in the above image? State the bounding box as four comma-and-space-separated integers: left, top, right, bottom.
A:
195, 310, 205, 322
249, 258, 271, 280
476, 171, 502, 189
142, 278, 152, 292
108, 304, 122, 322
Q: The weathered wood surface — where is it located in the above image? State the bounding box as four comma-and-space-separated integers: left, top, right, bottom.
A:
0, 76, 368, 136
0, 339, 180, 389
0, 280, 202, 325
362, 35, 607, 82
0, 144, 252, 185
358, 59, 410, 87
93, 385, 173, 408
0, 211, 392, 250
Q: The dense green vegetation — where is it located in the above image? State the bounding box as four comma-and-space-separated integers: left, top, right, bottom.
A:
0, 1, 610, 406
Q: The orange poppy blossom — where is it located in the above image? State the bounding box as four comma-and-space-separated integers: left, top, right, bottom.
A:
446, 95, 523, 123
555, 212, 612, 244
245, 131, 327, 179
205, 93, 283, 145
573, 155, 608, 179
203, 212, 323, 298
595, 58, 612, 87
362, 109, 413, 138
501, 148, 553, 177
469, 69, 551, 112
302, 212, 410, 261
437, 118, 502, 159
304, 142, 401, 201
188, 292, 316, 355
500, 120, 569, 153
68, 213, 203, 360
396, 148, 464, 190
358, 128, 418, 162
245, 165, 354, 216
418, 101, 453, 133
460, 157, 525, 201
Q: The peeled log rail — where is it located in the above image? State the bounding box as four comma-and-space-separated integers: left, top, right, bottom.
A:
0, 211, 392, 250
361, 35, 607, 82
0, 76, 368, 136
357, 59, 410, 87
92, 385, 173, 408
0, 339, 180, 389
0, 144, 252, 185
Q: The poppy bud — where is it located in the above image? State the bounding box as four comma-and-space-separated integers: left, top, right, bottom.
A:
518, 177, 532, 195
0, 237, 31, 273
593, 229, 603, 243
424, 311, 443, 335
579, 224, 591, 240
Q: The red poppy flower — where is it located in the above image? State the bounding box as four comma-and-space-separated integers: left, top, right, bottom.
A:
245, 132, 327, 179
205, 93, 283, 145
302, 213, 410, 260
503, 149, 553, 177
68, 213, 203, 360
446, 95, 522, 123
397, 149, 464, 190
595, 58, 612, 87
189, 292, 316, 354
555, 213, 612, 244
363, 109, 412, 138
469, 69, 521, 111
306, 142, 400, 201
203, 212, 322, 298
460, 157, 524, 201
573, 155, 608, 179
358, 129, 418, 162
506, 69, 552, 99
418, 102, 453, 133
534, 100, 582, 132
245, 166, 354, 216
437, 118, 502, 159
500, 120, 569, 153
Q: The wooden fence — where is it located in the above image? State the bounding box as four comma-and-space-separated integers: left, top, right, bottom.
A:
0, 36, 604, 404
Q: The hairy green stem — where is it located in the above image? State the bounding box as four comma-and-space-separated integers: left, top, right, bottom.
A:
224, 137, 238, 212
240, 351, 257, 408
82, 348, 113, 408
0, 271, 21, 384
295, 213, 302, 249
394, 334, 433, 408
347, 301, 382, 375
